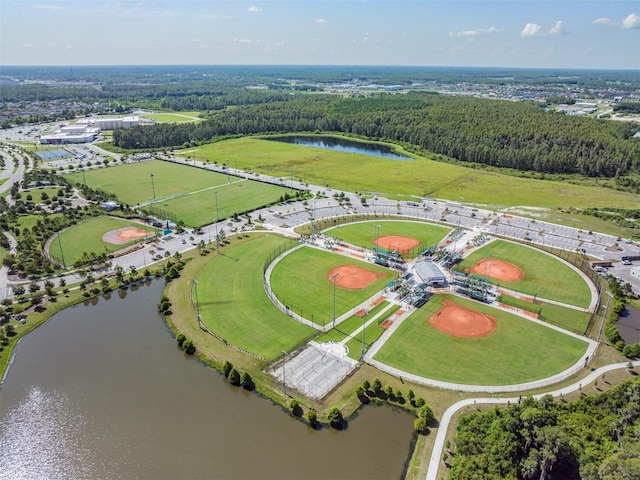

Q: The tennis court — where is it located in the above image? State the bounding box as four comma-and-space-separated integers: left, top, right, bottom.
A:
35, 149, 72, 161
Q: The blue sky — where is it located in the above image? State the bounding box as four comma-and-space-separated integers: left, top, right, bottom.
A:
1, 0, 638, 69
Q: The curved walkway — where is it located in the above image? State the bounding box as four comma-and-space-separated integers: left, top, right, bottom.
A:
426, 360, 640, 480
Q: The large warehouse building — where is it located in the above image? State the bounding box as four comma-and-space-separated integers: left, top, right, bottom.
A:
40, 116, 139, 145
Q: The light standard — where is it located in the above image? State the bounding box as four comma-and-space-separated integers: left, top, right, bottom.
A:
361, 310, 366, 360
150, 173, 156, 203
281, 350, 289, 395
375, 224, 381, 251
330, 273, 339, 328
193, 279, 201, 326
214, 190, 220, 253
225, 158, 230, 184
57, 233, 66, 269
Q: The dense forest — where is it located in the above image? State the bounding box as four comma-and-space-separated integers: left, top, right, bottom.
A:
112, 93, 640, 181
449, 377, 640, 480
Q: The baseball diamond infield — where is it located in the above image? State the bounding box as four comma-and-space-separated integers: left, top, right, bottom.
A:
327, 265, 385, 290
469, 258, 524, 283
429, 299, 497, 338
374, 235, 420, 255
102, 227, 151, 245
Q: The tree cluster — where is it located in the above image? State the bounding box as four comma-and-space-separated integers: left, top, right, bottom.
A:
450, 379, 640, 480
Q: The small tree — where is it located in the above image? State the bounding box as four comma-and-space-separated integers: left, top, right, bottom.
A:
415, 397, 426, 408
372, 378, 382, 395
328, 407, 343, 429
182, 339, 195, 354
418, 404, 434, 424
414, 417, 428, 434
228, 367, 241, 386
175, 333, 186, 347
290, 399, 302, 417
362, 379, 370, 391
222, 360, 233, 378
307, 409, 317, 426
240, 371, 254, 390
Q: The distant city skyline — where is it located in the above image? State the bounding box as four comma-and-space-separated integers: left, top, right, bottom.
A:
1, 0, 638, 70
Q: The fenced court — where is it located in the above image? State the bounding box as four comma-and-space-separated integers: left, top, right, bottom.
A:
270, 342, 358, 401
35, 149, 72, 161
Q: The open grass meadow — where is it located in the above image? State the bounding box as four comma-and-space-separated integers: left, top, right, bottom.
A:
314, 301, 392, 343
458, 240, 592, 308
195, 234, 315, 359
374, 294, 589, 385
269, 246, 394, 326
499, 294, 591, 333
158, 179, 289, 227
141, 112, 201, 123
186, 136, 639, 210
327, 220, 450, 257
50, 216, 156, 266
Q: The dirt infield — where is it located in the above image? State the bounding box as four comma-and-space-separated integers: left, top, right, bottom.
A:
380, 319, 393, 329
327, 265, 386, 290
102, 227, 150, 245
469, 258, 524, 282
429, 300, 497, 338
375, 235, 420, 255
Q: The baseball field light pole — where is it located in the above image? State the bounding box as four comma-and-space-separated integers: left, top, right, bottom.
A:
330, 273, 339, 328
214, 190, 220, 253
361, 310, 366, 361
193, 279, 201, 326
57, 233, 66, 269
375, 224, 381, 252
281, 350, 289, 395
150, 173, 156, 203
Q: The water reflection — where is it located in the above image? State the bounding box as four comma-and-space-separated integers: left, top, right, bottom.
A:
0, 280, 414, 479
271, 136, 412, 160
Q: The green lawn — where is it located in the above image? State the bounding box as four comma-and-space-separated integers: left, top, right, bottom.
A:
195, 234, 315, 359
22, 187, 67, 203
65, 160, 290, 227
458, 240, 592, 308
374, 295, 588, 385
315, 301, 392, 343
345, 305, 400, 360
189, 136, 639, 210
50, 216, 157, 266
158, 179, 289, 227
499, 294, 591, 333
141, 112, 201, 123
327, 220, 450, 258
270, 246, 394, 326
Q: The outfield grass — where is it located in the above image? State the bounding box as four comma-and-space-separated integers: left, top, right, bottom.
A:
315, 301, 391, 343
345, 305, 400, 360
327, 220, 450, 258
270, 247, 394, 326
195, 234, 315, 359
374, 295, 588, 385
189, 136, 639, 210
499, 294, 591, 333
458, 240, 592, 308
50, 216, 157, 266
141, 112, 201, 123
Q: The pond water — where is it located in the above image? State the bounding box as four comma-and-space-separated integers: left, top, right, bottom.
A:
0, 280, 415, 479
270, 136, 412, 161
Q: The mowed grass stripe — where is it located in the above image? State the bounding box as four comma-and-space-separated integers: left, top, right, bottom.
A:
345, 306, 399, 360
270, 247, 394, 326
327, 221, 450, 257
459, 240, 591, 308
160, 179, 288, 227
315, 301, 391, 343
196, 235, 314, 360
374, 295, 588, 385
67, 160, 231, 205
51, 216, 155, 266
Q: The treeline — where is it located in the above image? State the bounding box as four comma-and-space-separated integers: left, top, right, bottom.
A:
113, 93, 640, 180
449, 378, 640, 480
614, 102, 640, 115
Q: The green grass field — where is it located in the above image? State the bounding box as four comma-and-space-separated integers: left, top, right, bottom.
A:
499, 294, 591, 333
50, 216, 157, 266
315, 301, 392, 343
185, 136, 639, 211
327, 220, 450, 258
458, 240, 592, 308
65, 160, 291, 227
374, 295, 589, 385
270, 246, 394, 326
22, 187, 66, 203
195, 234, 315, 359
141, 112, 201, 123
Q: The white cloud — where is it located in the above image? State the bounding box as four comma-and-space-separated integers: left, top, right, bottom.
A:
316, 18, 327, 25
18, 43, 35, 48
521, 21, 567, 37
247, 6, 260, 13
521, 23, 542, 37
593, 17, 614, 26
549, 20, 567, 35
231, 37, 252, 44
622, 13, 640, 29
450, 26, 501, 37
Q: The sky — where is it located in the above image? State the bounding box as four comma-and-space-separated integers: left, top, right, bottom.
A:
1, 0, 639, 69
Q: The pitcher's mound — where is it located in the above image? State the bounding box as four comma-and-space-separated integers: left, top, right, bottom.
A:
429, 300, 496, 338
375, 235, 420, 255
102, 226, 150, 245
327, 265, 385, 290
469, 258, 524, 282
